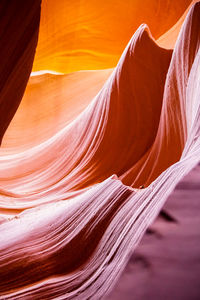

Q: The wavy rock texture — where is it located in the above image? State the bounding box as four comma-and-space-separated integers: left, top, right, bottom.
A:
0, 1, 200, 300
157, 0, 197, 49
32, 0, 191, 73
1, 0, 193, 151
107, 163, 200, 300
1, 69, 112, 150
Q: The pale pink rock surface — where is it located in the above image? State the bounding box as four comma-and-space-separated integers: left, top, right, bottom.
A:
0, 2, 200, 300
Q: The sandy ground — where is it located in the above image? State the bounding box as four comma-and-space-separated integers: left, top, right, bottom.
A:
107, 163, 200, 300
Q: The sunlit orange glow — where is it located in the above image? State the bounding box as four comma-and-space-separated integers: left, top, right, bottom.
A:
0, 1, 200, 300
32, 0, 191, 73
